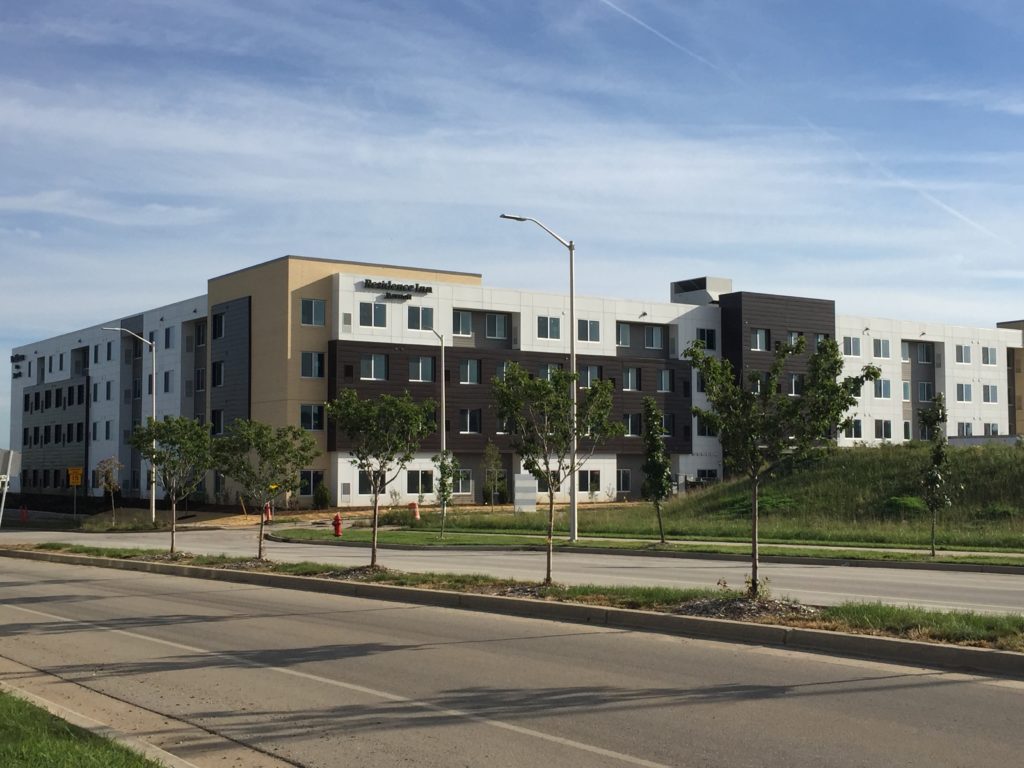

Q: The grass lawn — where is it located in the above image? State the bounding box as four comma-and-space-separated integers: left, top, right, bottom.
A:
0, 691, 161, 768
274, 527, 1024, 566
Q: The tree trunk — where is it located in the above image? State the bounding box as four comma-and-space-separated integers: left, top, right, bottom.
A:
655, 500, 665, 544
257, 501, 265, 560
371, 494, 380, 567
110, 490, 117, 526
170, 496, 177, 555
931, 507, 937, 558
545, 489, 555, 585
440, 490, 447, 540
750, 475, 760, 598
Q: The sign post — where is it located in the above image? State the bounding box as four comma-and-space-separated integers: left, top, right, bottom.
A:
0, 450, 23, 530
68, 466, 84, 522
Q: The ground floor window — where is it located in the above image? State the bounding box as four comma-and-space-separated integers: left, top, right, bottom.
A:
578, 469, 600, 493
454, 469, 473, 495
298, 470, 324, 496
616, 469, 631, 493
407, 470, 434, 495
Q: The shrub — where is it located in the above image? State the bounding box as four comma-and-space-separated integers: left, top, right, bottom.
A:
313, 482, 331, 510
882, 496, 927, 519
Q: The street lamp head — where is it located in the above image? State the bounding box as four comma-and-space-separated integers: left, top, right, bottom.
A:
499, 213, 528, 222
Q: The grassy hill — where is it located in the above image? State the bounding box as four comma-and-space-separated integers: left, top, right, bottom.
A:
432, 443, 1024, 549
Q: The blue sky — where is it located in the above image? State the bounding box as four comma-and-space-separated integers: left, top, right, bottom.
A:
2, 0, 1022, 446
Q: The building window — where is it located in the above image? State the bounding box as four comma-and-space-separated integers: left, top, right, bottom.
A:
539, 363, 561, 381
407, 470, 434, 495
105, 421, 111, 440
302, 298, 327, 326
195, 322, 206, 347
901, 341, 910, 362
903, 421, 911, 440
577, 319, 600, 342
657, 369, 673, 393
211, 409, 225, 435
623, 367, 640, 391
955, 344, 971, 364
579, 365, 601, 388
982, 346, 997, 366
92, 422, 97, 441
873, 379, 891, 399
874, 419, 892, 440
918, 344, 933, 364
459, 408, 482, 434
616, 469, 631, 493
537, 316, 561, 340
453, 469, 473, 495
873, 338, 890, 358
787, 330, 802, 345
578, 470, 600, 493
842, 336, 861, 356
957, 422, 973, 437
616, 322, 630, 347
750, 328, 769, 351
93, 382, 98, 402
298, 470, 325, 497
696, 416, 717, 437
163, 370, 174, 394
164, 327, 174, 349
408, 306, 434, 331
300, 404, 325, 430
787, 373, 804, 396
902, 381, 911, 402
357, 471, 372, 495
623, 412, 641, 436
195, 368, 206, 392
645, 325, 664, 350
212, 361, 224, 387
453, 309, 473, 336
301, 351, 326, 379
486, 313, 508, 339
983, 384, 998, 403
697, 328, 716, 350
212, 313, 225, 339
956, 383, 972, 402
360, 354, 388, 381
984, 423, 999, 436
495, 361, 508, 381
409, 356, 434, 382
695, 371, 705, 394
359, 302, 387, 328
105, 381, 112, 400
918, 381, 934, 402
662, 413, 676, 436
459, 359, 481, 384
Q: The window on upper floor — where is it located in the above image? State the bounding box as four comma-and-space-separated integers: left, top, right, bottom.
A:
459, 359, 481, 384
302, 298, 327, 326
453, 309, 472, 336
301, 351, 325, 379
657, 369, 673, 393
983, 384, 998, 403
751, 328, 769, 352
956, 382, 972, 402
645, 325, 664, 350
409, 356, 434, 383
918, 381, 934, 402
300, 404, 325, 430
539, 362, 562, 381
873, 338, 890, 358
842, 336, 861, 356
873, 379, 891, 399
623, 367, 640, 391
955, 344, 971, 364
408, 305, 433, 331
458, 408, 482, 434
918, 344, 934, 364
538, 316, 561, 340
486, 313, 508, 339
697, 328, 716, 351
623, 412, 641, 436
579, 364, 601, 388
212, 361, 224, 387
982, 346, 997, 365
616, 322, 631, 347
577, 319, 600, 342
360, 353, 388, 381
359, 302, 386, 328
212, 313, 225, 340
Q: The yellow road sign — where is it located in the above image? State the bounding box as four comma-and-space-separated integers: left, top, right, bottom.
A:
68, 467, 84, 487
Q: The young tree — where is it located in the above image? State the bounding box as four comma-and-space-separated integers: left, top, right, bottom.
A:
686, 337, 878, 596
919, 393, 951, 558
326, 390, 435, 567
433, 449, 459, 539
493, 362, 623, 584
96, 456, 123, 525
641, 397, 673, 544
481, 440, 504, 507
130, 416, 212, 554
212, 420, 320, 559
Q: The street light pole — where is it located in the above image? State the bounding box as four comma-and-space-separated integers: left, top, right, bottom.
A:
430, 328, 446, 523
103, 327, 157, 524
499, 214, 579, 542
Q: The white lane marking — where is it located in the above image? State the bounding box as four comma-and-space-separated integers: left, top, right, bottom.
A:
0, 678, 203, 768
7, 603, 673, 768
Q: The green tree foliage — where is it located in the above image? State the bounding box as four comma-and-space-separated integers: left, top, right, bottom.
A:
492, 362, 623, 584
481, 440, 504, 506
212, 419, 320, 559
432, 449, 459, 539
641, 397, 673, 544
919, 393, 951, 557
130, 416, 212, 553
96, 456, 123, 523
326, 390, 435, 566
685, 337, 879, 596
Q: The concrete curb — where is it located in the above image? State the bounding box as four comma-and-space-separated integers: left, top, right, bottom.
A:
3, 548, 1022, 680
265, 534, 1024, 575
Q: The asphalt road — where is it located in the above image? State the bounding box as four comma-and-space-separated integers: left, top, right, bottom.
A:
2, 527, 1023, 614
2, 556, 1023, 768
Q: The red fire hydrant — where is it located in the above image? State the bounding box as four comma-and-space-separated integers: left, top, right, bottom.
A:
332, 512, 343, 538
263, 501, 273, 523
